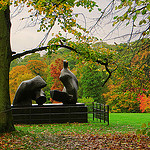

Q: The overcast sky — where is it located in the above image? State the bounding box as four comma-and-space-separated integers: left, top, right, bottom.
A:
10, 0, 129, 54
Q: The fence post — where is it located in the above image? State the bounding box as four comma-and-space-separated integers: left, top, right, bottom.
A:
107, 105, 109, 125
96, 103, 98, 120
93, 102, 94, 121
104, 104, 105, 123
99, 103, 101, 122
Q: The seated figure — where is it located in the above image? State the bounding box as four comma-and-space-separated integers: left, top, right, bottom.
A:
50, 60, 78, 104
13, 76, 47, 106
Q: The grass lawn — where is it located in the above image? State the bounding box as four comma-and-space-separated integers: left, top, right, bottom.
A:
0, 113, 150, 149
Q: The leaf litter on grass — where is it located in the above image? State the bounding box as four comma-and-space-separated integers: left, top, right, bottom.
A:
1, 126, 150, 149
45, 131, 150, 149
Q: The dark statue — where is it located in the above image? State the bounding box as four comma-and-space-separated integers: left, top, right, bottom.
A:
50, 60, 78, 104
13, 76, 47, 106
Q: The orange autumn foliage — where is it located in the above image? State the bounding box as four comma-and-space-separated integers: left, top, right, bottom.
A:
9, 65, 35, 104
26, 60, 48, 80
137, 92, 150, 113
49, 58, 64, 103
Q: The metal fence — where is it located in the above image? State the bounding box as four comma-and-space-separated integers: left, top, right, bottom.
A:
87, 102, 109, 125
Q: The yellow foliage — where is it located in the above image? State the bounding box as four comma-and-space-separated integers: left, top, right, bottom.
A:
9, 65, 35, 104
0, 0, 9, 10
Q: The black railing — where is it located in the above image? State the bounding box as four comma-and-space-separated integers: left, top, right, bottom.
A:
92, 102, 109, 125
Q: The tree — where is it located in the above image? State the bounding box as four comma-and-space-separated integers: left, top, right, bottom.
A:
137, 92, 150, 113
0, 0, 99, 132
0, 5, 15, 132
26, 60, 48, 80
77, 61, 108, 103
49, 58, 63, 91
10, 53, 44, 71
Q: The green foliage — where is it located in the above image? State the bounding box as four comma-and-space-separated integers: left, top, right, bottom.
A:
77, 62, 108, 103
77, 97, 94, 112
10, 53, 43, 70
45, 67, 54, 102
78, 97, 94, 104
10, 58, 22, 71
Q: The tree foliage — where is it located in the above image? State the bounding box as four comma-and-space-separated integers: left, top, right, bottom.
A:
45, 58, 63, 103
10, 53, 44, 70
48, 58, 63, 91
26, 60, 48, 80
77, 61, 108, 103
137, 93, 150, 113
9, 65, 35, 103
103, 39, 150, 112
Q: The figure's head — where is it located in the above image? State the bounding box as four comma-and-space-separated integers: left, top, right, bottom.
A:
63, 60, 68, 69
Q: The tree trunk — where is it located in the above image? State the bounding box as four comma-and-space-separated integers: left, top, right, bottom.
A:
0, 7, 15, 133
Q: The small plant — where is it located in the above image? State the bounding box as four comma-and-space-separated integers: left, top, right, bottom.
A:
136, 122, 150, 137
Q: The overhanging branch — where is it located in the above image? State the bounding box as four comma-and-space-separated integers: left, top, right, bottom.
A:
11, 46, 49, 61
12, 42, 116, 86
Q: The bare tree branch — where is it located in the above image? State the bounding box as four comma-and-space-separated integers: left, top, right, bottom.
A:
130, 5, 147, 15
37, 17, 57, 47
11, 46, 49, 61
88, 0, 149, 43
89, 0, 114, 32
127, 20, 135, 44
11, 3, 24, 19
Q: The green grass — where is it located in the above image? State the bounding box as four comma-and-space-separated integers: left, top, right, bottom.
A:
14, 113, 150, 135
109, 113, 150, 127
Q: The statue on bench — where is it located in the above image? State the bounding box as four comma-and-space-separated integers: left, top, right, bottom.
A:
50, 60, 78, 104
13, 76, 47, 106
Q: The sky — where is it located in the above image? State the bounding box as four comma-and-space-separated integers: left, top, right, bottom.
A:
10, 0, 131, 54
